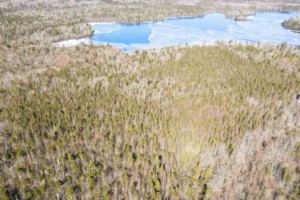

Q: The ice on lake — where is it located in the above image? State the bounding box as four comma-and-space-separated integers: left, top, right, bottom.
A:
60, 12, 300, 50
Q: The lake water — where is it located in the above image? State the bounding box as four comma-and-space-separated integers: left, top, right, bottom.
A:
59, 11, 300, 50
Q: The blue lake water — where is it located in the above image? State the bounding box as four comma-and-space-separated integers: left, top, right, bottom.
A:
91, 12, 300, 51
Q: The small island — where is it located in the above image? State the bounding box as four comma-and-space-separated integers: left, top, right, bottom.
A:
282, 16, 300, 32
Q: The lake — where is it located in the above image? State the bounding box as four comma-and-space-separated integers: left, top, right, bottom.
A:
57, 11, 300, 50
